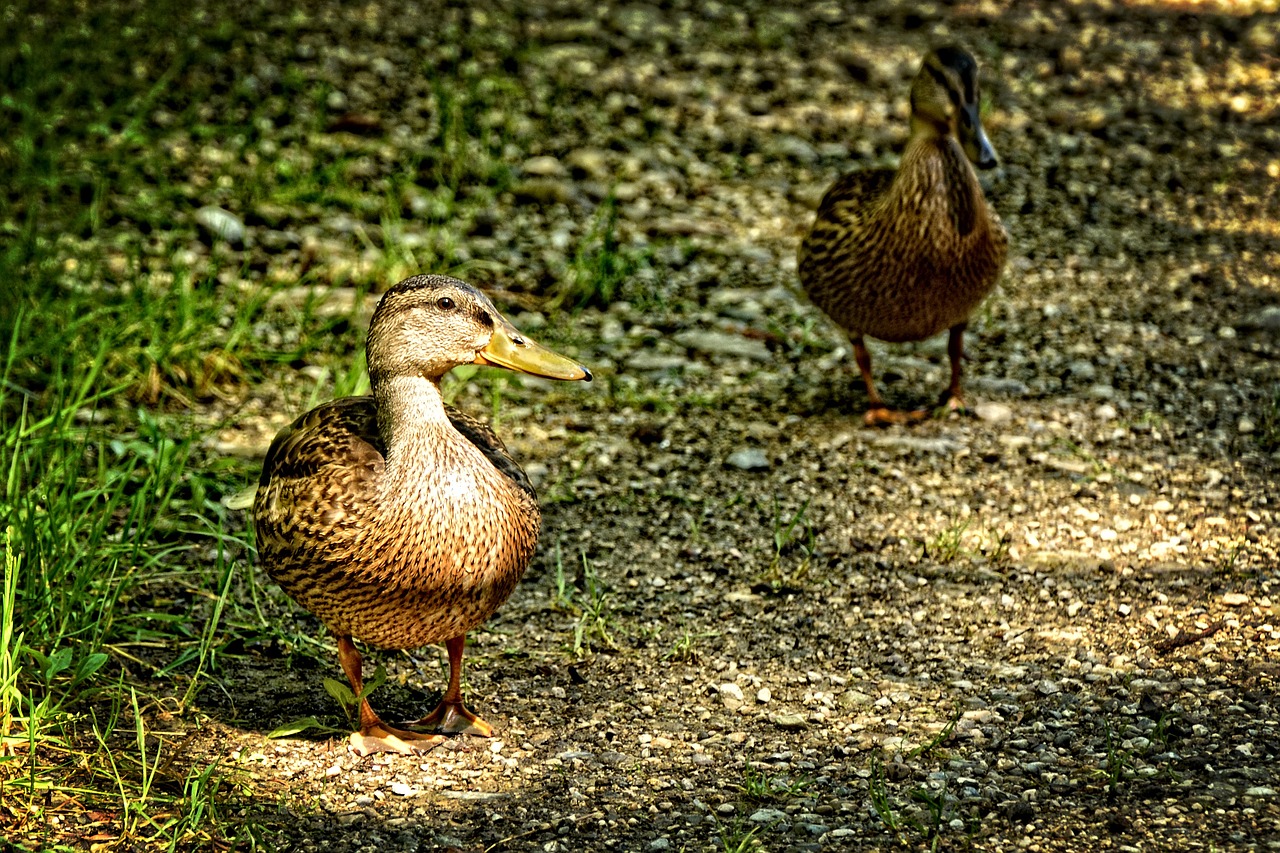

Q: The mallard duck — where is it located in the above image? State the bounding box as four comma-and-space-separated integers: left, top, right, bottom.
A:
254, 274, 591, 755
799, 45, 1008, 425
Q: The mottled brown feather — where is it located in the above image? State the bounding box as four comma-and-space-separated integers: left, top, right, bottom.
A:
254, 395, 539, 651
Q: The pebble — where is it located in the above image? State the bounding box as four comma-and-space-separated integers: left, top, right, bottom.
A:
973, 402, 1013, 424
872, 435, 967, 455
1238, 418, 1256, 435
725, 449, 770, 472
628, 352, 692, 372
1238, 305, 1280, 333
1096, 403, 1118, 421
1064, 359, 1097, 382
771, 713, 807, 730
969, 376, 1032, 397
390, 782, 417, 797
522, 155, 567, 177
194, 205, 245, 244
566, 147, 611, 179
719, 682, 745, 710
756, 687, 771, 704
749, 808, 787, 823
649, 838, 670, 850
1222, 593, 1250, 606
672, 329, 771, 362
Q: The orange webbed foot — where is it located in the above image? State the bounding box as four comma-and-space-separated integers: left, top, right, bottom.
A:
863, 405, 931, 427
349, 724, 447, 756
409, 700, 494, 737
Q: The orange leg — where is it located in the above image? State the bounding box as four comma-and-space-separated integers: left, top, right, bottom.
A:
337, 635, 444, 756
852, 335, 928, 426
409, 636, 493, 737
940, 323, 968, 413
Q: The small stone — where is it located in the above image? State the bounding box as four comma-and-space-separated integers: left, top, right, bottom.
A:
522, 155, 567, 177
771, 713, 807, 730
872, 435, 967, 455
672, 329, 771, 362
1118, 603, 1132, 616
717, 803, 736, 816
969, 377, 1032, 397
756, 687, 771, 704
973, 402, 1013, 424
1238, 418, 1256, 435
628, 352, 692, 372
1223, 593, 1250, 607
512, 178, 580, 206
838, 690, 874, 709
390, 782, 417, 797
749, 808, 787, 824
767, 135, 820, 164
725, 449, 770, 472
194, 205, 245, 244
565, 147, 611, 179
1065, 359, 1097, 382
1245, 786, 1277, 798
1096, 403, 1118, 421
1238, 305, 1280, 333
719, 683, 745, 710
648, 838, 670, 851
326, 90, 348, 111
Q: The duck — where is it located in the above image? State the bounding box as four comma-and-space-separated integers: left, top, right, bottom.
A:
254, 274, 591, 755
798, 45, 1008, 426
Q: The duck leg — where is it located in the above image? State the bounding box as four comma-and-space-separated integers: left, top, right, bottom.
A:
852, 335, 928, 426
940, 323, 968, 413
337, 635, 445, 755
409, 635, 493, 737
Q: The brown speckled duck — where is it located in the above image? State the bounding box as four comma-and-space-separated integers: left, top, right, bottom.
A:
799, 45, 1008, 425
254, 274, 591, 755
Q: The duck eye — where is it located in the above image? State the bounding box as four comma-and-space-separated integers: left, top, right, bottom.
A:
437, 296, 455, 311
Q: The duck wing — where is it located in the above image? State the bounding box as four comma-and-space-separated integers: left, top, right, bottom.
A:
254, 396, 385, 558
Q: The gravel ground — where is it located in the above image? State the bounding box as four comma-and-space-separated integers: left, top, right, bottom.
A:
20, 0, 1280, 850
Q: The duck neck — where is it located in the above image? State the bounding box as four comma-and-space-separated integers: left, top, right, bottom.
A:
372, 373, 455, 471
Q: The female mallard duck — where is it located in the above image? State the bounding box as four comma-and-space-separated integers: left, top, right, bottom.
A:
799, 45, 1008, 425
254, 275, 591, 755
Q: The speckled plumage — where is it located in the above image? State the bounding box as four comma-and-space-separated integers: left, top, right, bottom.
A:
254, 396, 538, 650
798, 46, 1009, 422
252, 274, 590, 754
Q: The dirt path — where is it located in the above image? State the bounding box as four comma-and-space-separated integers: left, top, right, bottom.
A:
16, 1, 1280, 850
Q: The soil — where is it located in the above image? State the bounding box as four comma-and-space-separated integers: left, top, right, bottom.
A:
18, 0, 1280, 851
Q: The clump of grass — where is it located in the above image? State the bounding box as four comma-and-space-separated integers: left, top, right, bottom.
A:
739, 763, 812, 803
663, 627, 718, 664
554, 198, 648, 309
756, 496, 815, 593
926, 517, 971, 564
551, 545, 618, 656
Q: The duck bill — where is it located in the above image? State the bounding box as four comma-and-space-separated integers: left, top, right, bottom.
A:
474, 319, 592, 382
961, 104, 999, 170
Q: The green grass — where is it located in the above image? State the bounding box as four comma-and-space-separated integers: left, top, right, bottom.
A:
551, 546, 618, 657
554, 198, 651, 310
0, 3, 570, 846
